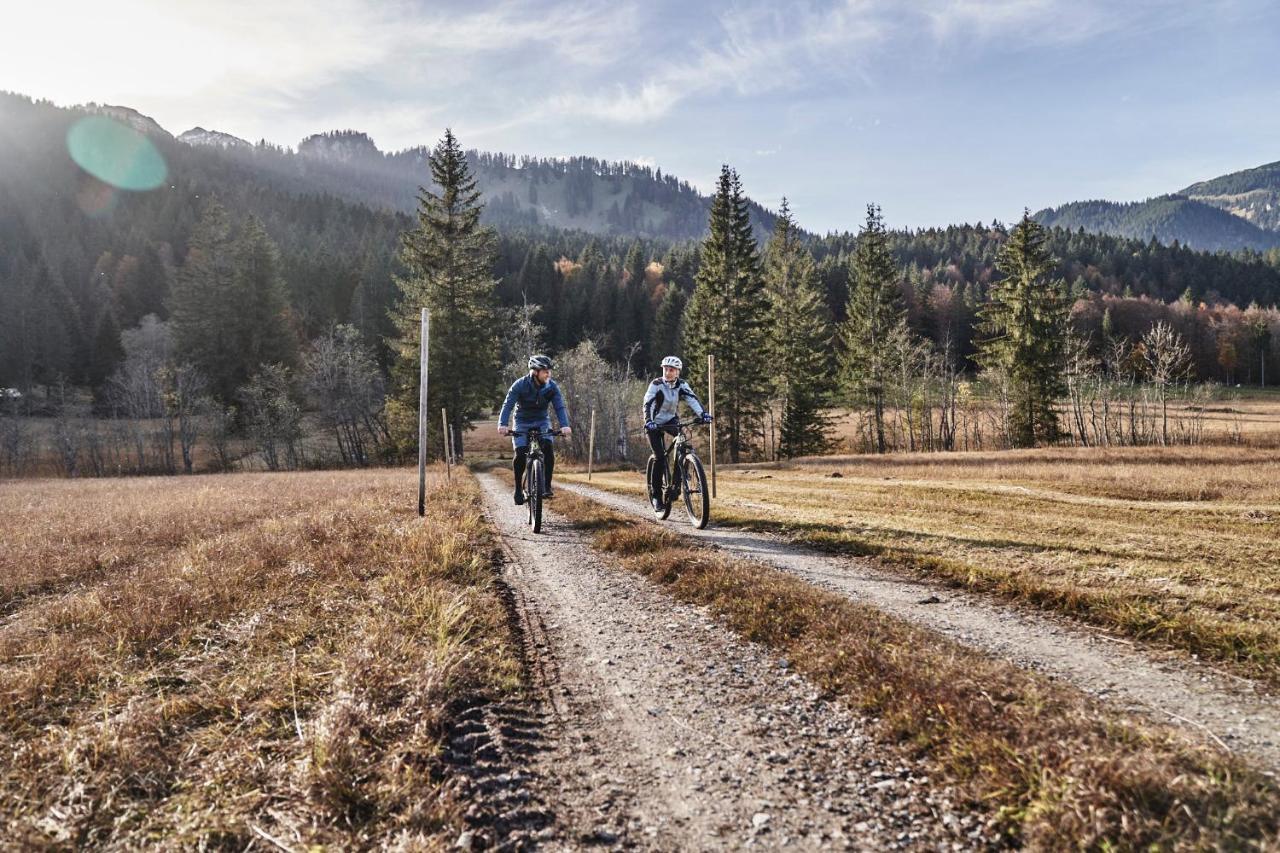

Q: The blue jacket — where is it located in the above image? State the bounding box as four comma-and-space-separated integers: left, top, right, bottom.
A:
499, 375, 570, 433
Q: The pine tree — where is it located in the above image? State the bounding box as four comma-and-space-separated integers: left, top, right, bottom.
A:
389, 129, 499, 459
976, 210, 1069, 447
170, 204, 296, 401
763, 199, 834, 458
170, 202, 239, 400
650, 283, 687, 369
232, 217, 297, 380
619, 241, 652, 365
88, 302, 123, 389
841, 203, 906, 453
683, 166, 767, 462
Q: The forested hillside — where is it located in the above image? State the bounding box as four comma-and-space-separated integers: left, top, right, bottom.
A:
1034, 196, 1280, 253
1182, 160, 1280, 233
187, 128, 780, 242
4, 89, 1280, 407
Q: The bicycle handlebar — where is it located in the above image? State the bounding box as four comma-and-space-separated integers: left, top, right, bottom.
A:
519, 427, 564, 437
631, 419, 711, 436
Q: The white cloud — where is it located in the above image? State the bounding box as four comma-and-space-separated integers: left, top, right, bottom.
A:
916, 0, 1206, 48
541, 1, 886, 124
3, 0, 1247, 155
2, 0, 638, 145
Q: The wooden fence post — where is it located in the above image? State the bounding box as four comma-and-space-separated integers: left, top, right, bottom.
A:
417, 309, 429, 516
441, 408, 451, 480
587, 408, 596, 481
708, 354, 717, 498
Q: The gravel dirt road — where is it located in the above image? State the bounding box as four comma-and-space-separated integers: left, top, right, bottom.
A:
470, 473, 986, 851
559, 480, 1280, 776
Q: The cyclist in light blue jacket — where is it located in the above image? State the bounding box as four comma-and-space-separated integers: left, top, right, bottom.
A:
643, 355, 712, 510
498, 354, 572, 505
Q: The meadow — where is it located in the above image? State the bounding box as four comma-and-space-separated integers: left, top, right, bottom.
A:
0, 467, 517, 848
570, 444, 1280, 684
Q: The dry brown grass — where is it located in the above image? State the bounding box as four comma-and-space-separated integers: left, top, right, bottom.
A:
570, 444, 1280, 685
821, 391, 1280, 453
552, 489, 1280, 850
0, 467, 518, 848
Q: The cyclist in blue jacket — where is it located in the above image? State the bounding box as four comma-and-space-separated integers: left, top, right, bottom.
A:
498, 354, 572, 505
643, 355, 712, 510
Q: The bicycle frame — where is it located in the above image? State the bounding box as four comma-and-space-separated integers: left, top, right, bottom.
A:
520, 426, 561, 492
518, 426, 562, 534
657, 420, 703, 496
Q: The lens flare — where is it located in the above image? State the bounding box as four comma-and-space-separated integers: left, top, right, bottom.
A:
66, 115, 167, 191
76, 178, 119, 217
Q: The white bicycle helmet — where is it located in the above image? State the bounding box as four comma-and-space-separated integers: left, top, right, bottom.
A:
661, 356, 683, 371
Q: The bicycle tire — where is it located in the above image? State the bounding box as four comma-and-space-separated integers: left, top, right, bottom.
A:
646, 454, 672, 520
681, 453, 710, 529
528, 458, 543, 533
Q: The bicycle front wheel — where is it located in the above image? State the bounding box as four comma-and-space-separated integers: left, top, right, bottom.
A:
528, 458, 544, 533
681, 453, 709, 529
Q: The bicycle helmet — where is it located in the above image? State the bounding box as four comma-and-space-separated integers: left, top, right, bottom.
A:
528, 354, 553, 371
661, 356, 683, 371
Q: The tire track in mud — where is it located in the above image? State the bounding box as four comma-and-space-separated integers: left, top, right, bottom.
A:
474, 473, 986, 850
560, 480, 1280, 776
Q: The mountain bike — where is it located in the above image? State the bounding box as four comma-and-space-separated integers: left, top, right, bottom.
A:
521, 427, 561, 534
646, 420, 710, 529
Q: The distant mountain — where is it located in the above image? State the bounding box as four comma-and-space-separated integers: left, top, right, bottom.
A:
81, 103, 172, 139
1034, 195, 1280, 253
1035, 158, 1280, 253
10, 92, 779, 243
1181, 160, 1280, 233
298, 130, 382, 163
209, 129, 779, 242
178, 127, 251, 150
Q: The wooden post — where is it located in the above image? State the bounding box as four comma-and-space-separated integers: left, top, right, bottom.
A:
447, 413, 456, 464
417, 309, 429, 517
708, 354, 717, 498
587, 408, 596, 481
441, 407, 451, 480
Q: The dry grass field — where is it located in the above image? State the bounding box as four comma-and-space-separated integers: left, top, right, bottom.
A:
819, 390, 1280, 453
569, 444, 1280, 684
0, 467, 517, 848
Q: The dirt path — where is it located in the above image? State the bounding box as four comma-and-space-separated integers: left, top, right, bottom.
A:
560, 481, 1280, 776
474, 474, 986, 850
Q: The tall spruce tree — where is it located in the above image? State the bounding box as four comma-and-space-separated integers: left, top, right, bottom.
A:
976, 211, 1069, 447
170, 202, 238, 399
389, 129, 499, 459
232, 217, 297, 378
841, 203, 906, 453
763, 199, 834, 458
683, 166, 767, 462
170, 205, 295, 401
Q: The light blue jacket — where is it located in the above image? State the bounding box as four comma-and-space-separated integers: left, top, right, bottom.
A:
642, 378, 705, 425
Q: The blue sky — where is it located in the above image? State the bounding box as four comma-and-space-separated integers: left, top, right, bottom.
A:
6, 0, 1279, 232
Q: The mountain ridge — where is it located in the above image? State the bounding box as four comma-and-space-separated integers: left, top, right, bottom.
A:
1036, 158, 1280, 252
1034, 194, 1280, 253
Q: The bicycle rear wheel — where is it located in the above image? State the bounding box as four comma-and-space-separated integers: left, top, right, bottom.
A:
528, 458, 544, 533
681, 453, 709, 529
646, 454, 671, 520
